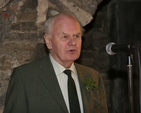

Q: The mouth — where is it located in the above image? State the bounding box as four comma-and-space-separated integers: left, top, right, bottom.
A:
68, 49, 76, 53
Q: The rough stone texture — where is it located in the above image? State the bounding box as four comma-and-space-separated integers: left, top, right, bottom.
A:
0, 0, 103, 112
36, 0, 48, 27
36, 0, 103, 27
0, 0, 10, 14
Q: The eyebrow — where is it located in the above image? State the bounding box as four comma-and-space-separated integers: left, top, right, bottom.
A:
62, 32, 82, 36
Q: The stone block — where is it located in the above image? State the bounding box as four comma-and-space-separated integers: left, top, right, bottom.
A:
17, 12, 37, 22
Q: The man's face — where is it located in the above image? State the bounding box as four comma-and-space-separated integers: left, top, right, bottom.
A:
45, 16, 82, 67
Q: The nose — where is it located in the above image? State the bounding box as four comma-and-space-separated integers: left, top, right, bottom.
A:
69, 37, 76, 46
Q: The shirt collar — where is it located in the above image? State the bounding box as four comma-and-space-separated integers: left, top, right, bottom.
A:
49, 54, 77, 76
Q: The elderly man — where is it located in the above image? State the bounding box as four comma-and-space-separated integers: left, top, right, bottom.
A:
3, 13, 108, 113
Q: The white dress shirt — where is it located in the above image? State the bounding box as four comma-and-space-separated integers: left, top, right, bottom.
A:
49, 54, 84, 113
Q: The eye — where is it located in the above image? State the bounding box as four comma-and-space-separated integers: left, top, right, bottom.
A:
62, 35, 68, 38
74, 35, 81, 38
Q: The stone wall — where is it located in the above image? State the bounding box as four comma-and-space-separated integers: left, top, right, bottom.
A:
0, 0, 106, 112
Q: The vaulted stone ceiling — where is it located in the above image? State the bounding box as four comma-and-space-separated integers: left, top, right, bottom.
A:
0, 0, 102, 26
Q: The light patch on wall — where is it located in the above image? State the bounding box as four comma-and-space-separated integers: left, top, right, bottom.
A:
36, 0, 48, 27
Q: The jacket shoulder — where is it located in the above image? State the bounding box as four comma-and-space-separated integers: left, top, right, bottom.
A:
74, 63, 99, 75
11, 56, 49, 77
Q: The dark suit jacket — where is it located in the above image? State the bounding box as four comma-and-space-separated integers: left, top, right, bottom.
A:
3, 55, 108, 113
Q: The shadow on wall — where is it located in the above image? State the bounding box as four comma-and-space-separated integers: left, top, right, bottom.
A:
30, 43, 49, 62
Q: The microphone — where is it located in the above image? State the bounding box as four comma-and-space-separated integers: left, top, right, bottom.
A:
106, 42, 136, 55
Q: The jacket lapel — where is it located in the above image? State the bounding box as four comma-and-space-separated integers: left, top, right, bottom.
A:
38, 55, 68, 113
75, 63, 95, 113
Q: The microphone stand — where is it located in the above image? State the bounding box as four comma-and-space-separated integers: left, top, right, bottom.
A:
106, 43, 136, 112
127, 53, 134, 113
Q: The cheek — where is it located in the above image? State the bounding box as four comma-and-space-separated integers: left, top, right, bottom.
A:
52, 41, 65, 52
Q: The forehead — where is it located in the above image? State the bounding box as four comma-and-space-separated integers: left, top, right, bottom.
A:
52, 15, 81, 34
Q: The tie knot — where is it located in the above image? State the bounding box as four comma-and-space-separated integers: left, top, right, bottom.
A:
64, 70, 71, 76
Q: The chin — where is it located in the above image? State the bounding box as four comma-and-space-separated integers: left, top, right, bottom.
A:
69, 57, 79, 61
65, 54, 80, 61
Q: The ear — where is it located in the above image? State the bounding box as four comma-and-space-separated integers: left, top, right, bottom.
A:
44, 34, 52, 49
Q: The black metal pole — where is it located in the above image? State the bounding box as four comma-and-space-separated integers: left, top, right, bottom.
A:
137, 47, 141, 113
